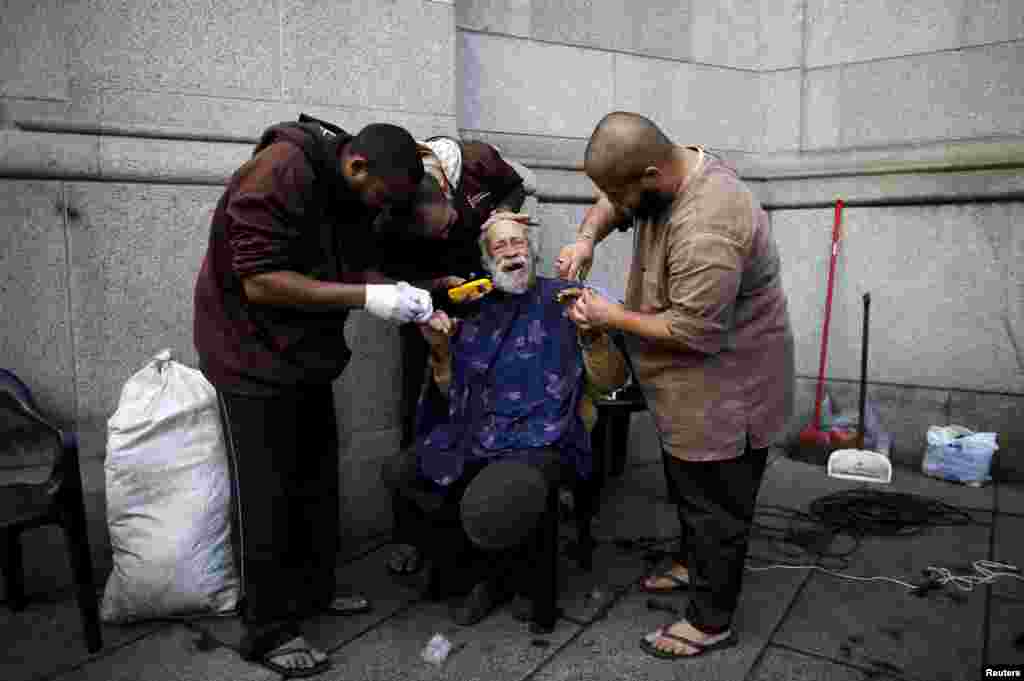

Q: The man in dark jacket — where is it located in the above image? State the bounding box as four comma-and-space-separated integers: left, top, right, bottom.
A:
193, 119, 428, 678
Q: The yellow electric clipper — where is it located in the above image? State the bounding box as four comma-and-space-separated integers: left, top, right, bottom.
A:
447, 278, 493, 304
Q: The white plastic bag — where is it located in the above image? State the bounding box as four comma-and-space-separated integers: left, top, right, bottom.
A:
921, 425, 999, 487
101, 349, 239, 623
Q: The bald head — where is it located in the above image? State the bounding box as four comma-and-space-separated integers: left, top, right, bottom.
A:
584, 112, 674, 185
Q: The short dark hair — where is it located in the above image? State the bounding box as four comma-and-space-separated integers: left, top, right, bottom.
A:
349, 123, 424, 183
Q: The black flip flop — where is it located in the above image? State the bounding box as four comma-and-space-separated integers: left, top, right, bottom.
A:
257, 638, 331, 678
639, 626, 737, 660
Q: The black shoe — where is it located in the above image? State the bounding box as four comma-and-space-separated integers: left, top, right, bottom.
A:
450, 579, 511, 626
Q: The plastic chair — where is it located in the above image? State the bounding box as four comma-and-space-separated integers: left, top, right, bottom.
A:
0, 369, 102, 653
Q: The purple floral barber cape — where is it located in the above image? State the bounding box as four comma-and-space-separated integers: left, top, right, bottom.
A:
415, 277, 592, 487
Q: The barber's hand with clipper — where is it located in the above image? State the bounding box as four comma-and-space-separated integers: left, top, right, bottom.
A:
567, 288, 620, 334
363, 281, 434, 323
555, 241, 594, 282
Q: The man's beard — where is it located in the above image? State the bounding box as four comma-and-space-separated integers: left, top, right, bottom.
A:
629, 189, 673, 222
488, 254, 535, 295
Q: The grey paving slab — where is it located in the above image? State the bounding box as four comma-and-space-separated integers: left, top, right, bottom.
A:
282, 0, 454, 115
749, 645, 901, 680
0, 591, 165, 681
67, 0, 280, 99
998, 482, 1024, 516
987, 598, 1024, 668
756, 455, 866, 511
557, 539, 650, 624
459, 32, 615, 138
0, 0, 67, 100
317, 599, 580, 681
52, 624, 276, 681
760, 453, 995, 537
0, 181, 76, 428
884, 463, 995, 513
602, 461, 671, 503
992, 514, 1024, 600
191, 546, 422, 654
589, 487, 680, 549
774, 520, 993, 681
533, 563, 806, 681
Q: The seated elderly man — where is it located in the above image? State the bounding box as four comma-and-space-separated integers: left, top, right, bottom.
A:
383, 215, 627, 631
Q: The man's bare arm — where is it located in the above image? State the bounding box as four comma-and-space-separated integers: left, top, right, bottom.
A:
428, 346, 452, 395
606, 307, 674, 343
577, 193, 627, 245
243, 271, 366, 311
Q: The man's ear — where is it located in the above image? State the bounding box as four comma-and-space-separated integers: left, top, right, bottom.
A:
347, 154, 369, 180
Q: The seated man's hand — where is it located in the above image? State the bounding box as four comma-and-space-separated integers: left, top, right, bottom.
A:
419, 310, 459, 349
568, 288, 618, 332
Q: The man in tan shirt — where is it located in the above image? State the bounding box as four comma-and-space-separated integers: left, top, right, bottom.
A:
558, 111, 794, 660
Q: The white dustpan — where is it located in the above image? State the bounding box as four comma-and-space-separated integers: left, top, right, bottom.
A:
827, 448, 892, 484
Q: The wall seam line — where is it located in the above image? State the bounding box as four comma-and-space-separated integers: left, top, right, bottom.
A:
60, 182, 81, 431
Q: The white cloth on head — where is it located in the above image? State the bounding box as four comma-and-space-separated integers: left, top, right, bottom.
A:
422, 137, 462, 196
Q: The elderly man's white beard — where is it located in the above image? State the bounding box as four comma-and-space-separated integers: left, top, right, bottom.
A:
486, 253, 535, 295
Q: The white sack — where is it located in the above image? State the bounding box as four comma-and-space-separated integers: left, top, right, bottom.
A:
101, 349, 238, 623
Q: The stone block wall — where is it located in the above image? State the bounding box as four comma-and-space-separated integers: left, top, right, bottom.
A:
1, 0, 457, 599
455, 0, 1024, 475
2, 0, 1023, 603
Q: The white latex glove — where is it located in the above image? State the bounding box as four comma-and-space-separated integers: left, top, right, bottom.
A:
364, 282, 433, 323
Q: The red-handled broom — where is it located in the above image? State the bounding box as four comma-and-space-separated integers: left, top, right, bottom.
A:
799, 199, 845, 460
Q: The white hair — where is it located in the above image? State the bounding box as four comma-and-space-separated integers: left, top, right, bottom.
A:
478, 216, 540, 273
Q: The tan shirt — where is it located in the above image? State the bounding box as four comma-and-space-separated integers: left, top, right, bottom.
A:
624, 149, 795, 461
